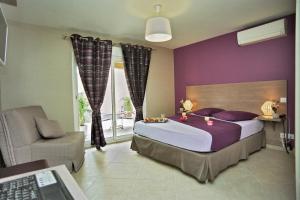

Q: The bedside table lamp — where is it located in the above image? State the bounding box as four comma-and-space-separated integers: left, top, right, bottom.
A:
261, 100, 279, 118
183, 100, 193, 112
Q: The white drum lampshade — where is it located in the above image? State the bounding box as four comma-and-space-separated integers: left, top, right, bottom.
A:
145, 4, 172, 42
145, 17, 172, 42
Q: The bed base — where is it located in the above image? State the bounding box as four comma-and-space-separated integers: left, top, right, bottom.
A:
131, 131, 266, 183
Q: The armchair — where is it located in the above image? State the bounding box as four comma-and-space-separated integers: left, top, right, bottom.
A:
0, 106, 84, 172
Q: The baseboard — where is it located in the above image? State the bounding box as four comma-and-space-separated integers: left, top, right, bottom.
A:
266, 144, 295, 155
266, 144, 285, 151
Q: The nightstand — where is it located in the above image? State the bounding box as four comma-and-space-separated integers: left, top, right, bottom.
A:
257, 115, 286, 131
257, 115, 290, 153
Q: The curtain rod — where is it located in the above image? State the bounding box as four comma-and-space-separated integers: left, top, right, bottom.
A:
63, 35, 155, 50
63, 35, 119, 47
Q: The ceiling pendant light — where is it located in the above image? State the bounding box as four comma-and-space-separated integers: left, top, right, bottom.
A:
145, 4, 172, 42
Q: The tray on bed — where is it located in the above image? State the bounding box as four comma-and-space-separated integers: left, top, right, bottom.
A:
143, 118, 168, 123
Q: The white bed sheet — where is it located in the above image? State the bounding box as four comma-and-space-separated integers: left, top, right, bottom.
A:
134, 118, 263, 152
134, 120, 212, 152
235, 119, 264, 139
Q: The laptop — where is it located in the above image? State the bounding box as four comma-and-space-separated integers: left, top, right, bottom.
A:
0, 170, 74, 200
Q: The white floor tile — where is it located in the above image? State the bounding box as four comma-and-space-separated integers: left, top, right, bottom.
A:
73, 142, 295, 200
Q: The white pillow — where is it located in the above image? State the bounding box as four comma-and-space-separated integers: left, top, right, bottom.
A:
35, 117, 66, 138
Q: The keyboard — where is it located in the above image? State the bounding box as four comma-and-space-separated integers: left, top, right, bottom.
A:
0, 170, 74, 200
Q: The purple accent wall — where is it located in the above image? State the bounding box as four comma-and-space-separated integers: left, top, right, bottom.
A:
174, 15, 295, 131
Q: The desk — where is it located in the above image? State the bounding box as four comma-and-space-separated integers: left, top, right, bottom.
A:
0, 160, 49, 179
0, 165, 87, 200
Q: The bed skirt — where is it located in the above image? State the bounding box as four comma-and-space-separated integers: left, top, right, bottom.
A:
131, 131, 266, 182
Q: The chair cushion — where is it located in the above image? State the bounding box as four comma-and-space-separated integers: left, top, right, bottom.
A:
35, 118, 65, 138
31, 132, 85, 171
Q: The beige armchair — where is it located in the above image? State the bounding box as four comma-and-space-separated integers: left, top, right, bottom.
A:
0, 106, 84, 172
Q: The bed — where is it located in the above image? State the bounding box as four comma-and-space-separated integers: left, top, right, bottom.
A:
131, 131, 265, 182
130, 80, 287, 182
134, 115, 264, 152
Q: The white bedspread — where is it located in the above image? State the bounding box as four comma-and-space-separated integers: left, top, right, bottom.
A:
235, 119, 264, 139
134, 118, 263, 152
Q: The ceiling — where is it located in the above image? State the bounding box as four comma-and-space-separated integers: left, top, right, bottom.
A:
1, 0, 296, 49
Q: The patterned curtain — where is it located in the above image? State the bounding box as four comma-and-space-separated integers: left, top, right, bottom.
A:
121, 44, 152, 122
71, 34, 112, 149
0, 150, 5, 168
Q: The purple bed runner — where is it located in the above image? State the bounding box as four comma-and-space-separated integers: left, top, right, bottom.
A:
169, 115, 242, 151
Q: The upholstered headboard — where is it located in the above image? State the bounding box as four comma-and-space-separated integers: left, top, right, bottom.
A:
186, 80, 287, 115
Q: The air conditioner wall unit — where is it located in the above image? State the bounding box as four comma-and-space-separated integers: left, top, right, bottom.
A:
237, 19, 287, 46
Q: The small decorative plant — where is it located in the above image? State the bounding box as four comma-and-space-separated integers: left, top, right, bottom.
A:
271, 100, 280, 119
179, 99, 184, 112
123, 97, 133, 112
271, 101, 280, 113
78, 94, 89, 126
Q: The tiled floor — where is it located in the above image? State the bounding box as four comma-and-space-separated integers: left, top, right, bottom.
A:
73, 142, 295, 200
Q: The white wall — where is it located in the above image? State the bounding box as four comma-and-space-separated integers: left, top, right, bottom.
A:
0, 21, 175, 131
296, 1, 300, 199
146, 47, 175, 117
0, 21, 75, 131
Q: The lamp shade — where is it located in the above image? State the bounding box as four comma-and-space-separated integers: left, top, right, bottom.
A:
183, 100, 193, 111
145, 17, 172, 42
261, 101, 275, 116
